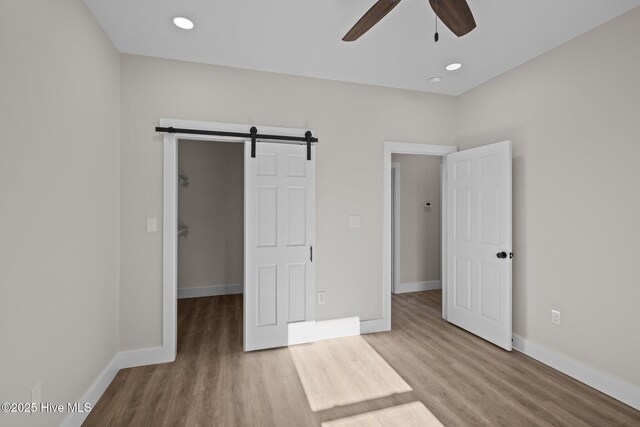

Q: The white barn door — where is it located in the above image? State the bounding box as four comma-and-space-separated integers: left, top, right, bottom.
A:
244, 141, 315, 351
445, 141, 512, 350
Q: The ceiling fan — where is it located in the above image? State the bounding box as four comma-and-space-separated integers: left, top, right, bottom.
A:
342, 0, 476, 42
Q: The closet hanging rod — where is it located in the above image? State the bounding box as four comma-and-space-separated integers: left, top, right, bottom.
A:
155, 126, 318, 160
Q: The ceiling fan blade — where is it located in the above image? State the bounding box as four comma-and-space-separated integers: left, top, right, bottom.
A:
342, 0, 402, 42
428, 0, 476, 37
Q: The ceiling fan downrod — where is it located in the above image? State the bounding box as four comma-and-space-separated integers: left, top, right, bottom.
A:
434, 0, 439, 42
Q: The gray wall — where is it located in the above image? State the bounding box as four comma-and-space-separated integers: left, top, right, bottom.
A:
0, 0, 121, 425
119, 54, 458, 350
392, 154, 441, 286
456, 7, 640, 386
178, 140, 243, 290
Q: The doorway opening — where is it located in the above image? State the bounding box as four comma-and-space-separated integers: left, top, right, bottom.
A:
176, 139, 244, 353
382, 142, 457, 331
177, 139, 244, 300
391, 155, 443, 298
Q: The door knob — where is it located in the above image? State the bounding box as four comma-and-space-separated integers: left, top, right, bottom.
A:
497, 251, 507, 259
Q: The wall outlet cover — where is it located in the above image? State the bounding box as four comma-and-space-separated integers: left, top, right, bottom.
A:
348, 215, 361, 228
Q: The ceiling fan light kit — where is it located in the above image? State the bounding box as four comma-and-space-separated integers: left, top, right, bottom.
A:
343, 0, 476, 42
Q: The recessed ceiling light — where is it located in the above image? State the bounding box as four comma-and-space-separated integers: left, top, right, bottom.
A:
173, 17, 194, 30
445, 63, 462, 71
428, 76, 442, 84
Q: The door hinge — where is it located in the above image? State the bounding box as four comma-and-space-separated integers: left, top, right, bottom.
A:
310, 246, 313, 262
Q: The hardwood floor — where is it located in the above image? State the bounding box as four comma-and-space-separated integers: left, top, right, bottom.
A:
84, 292, 640, 426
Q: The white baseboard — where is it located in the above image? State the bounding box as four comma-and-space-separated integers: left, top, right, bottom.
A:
512, 334, 640, 410
288, 317, 360, 345
60, 355, 119, 427
116, 346, 173, 369
360, 318, 390, 334
286, 316, 391, 345
316, 317, 360, 341
177, 284, 242, 299
394, 280, 441, 294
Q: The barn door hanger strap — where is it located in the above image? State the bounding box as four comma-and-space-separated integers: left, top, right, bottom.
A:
250, 126, 257, 158
305, 131, 312, 161
155, 125, 318, 160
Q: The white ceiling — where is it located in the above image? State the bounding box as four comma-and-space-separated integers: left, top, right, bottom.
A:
84, 0, 640, 96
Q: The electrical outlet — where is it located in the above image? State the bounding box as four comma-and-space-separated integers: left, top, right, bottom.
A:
31, 382, 42, 406
318, 291, 326, 305
348, 215, 361, 228
551, 309, 562, 326
146, 217, 158, 233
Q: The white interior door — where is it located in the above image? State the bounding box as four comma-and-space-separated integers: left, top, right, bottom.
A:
445, 141, 512, 350
244, 141, 316, 351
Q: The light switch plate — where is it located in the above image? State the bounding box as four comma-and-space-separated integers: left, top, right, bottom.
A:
147, 218, 158, 233
348, 215, 361, 228
318, 291, 326, 305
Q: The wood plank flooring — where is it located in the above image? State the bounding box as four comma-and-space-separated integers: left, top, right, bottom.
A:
289, 335, 412, 412
84, 292, 640, 426
322, 401, 443, 427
